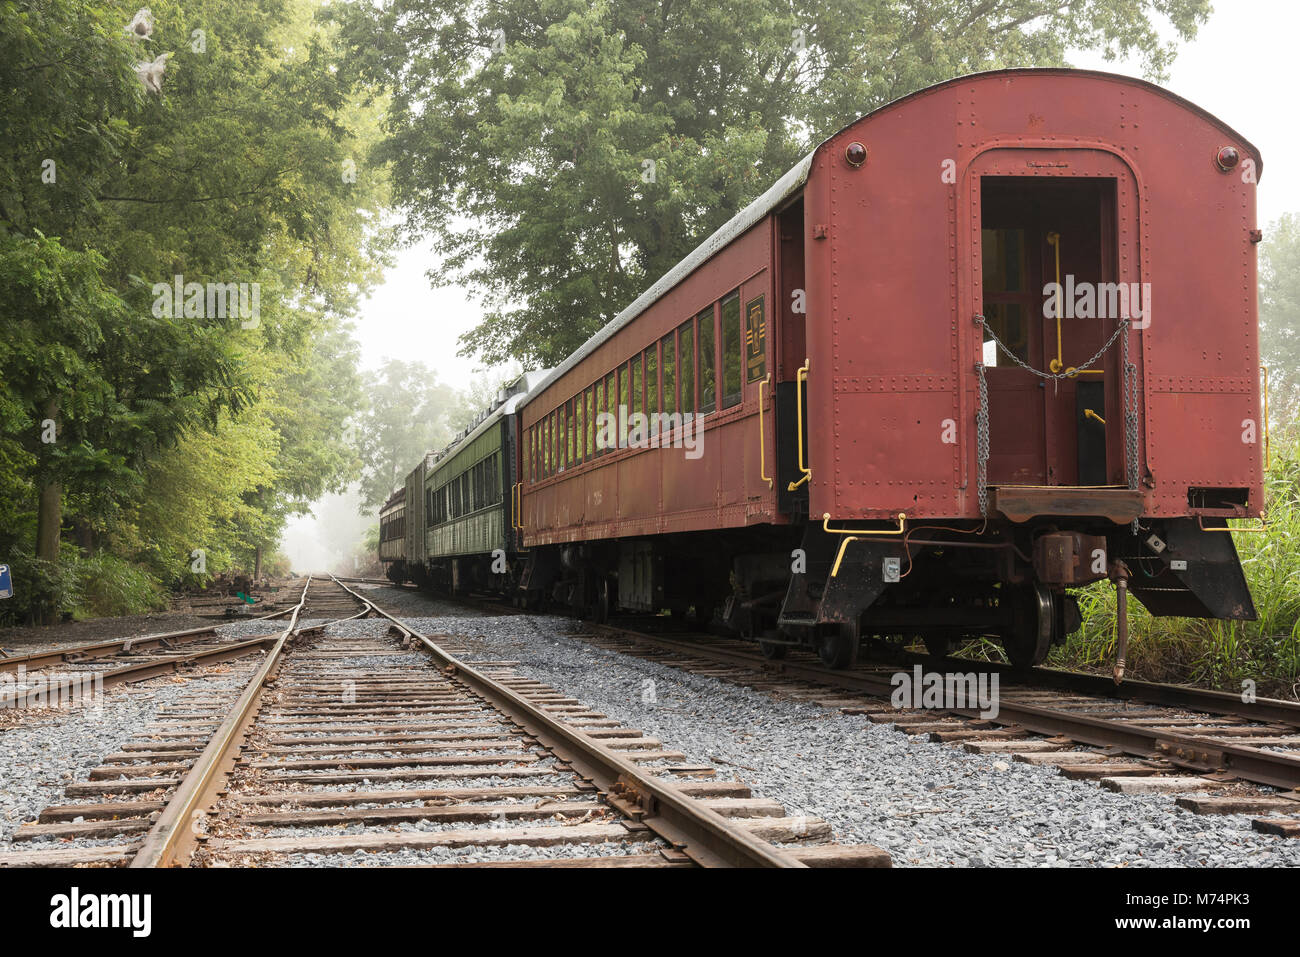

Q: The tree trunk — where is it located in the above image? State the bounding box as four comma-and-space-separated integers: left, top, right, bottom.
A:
254, 544, 262, 581
35, 480, 62, 561
74, 517, 95, 554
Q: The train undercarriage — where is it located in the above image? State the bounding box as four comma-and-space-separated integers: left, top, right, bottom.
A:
512, 516, 1255, 670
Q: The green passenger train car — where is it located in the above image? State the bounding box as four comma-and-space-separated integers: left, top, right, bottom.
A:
386, 370, 549, 595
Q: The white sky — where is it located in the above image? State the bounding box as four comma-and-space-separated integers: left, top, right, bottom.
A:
285, 1, 1297, 571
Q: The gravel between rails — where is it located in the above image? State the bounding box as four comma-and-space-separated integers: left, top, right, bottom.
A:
0, 621, 284, 849
348, 586, 1300, 867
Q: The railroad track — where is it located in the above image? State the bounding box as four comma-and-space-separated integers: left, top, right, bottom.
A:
0, 577, 888, 868
567, 621, 1300, 840
0, 596, 304, 710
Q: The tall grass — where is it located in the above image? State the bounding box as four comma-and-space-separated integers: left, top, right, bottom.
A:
1050, 436, 1300, 698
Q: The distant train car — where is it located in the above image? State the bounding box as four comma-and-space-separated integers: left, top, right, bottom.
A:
379, 370, 551, 594
509, 69, 1264, 668
377, 487, 407, 582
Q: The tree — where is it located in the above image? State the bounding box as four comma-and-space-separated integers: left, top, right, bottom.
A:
354, 360, 462, 511
333, 0, 1211, 366
1260, 213, 1300, 420
1, 0, 390, 612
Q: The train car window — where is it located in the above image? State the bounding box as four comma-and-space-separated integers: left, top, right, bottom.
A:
981, 228, 1030, 364
604, 372, 616, 452
631, 354, 643, 418
645, 344, 658, 422
559, 405, 568, 472
720, 291, 742, 409
697, 306, 716, 413
662, 333, 676, 416
594, 380, 605, 454
585, 388, 595, 461
680, 321, 695, 415
528, 428, 535, 483
619, 365, 629, 447
576, 393, 585, 463
566, 398, 576, 467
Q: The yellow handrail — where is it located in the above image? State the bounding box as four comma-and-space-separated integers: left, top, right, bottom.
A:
823, 512, 906, 536
1263, 364, 1271, 468
758, 374, 773, 488
830, 537, 859, 578
1047, 232, 1063, 373
1197, 515, 1267, 534
824, 512, 907, 578
787, 360, 811, 491
1084, 408, 1105, 425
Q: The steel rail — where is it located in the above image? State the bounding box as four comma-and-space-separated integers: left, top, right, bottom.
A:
584, 624, 1300, 791
0, 601, 297, 676
0, 632, 292, 709
130, 577, 320, 868
332, 577, 804, 868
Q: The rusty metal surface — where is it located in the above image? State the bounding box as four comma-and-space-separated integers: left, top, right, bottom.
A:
801, 71, 1262, 522
991, 486, 1144, 523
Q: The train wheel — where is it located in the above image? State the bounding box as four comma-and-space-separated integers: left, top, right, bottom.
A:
758, 632, 788, 660
922, 634, 953, 658
1003, 583, 1054, 669
817, 624, 858, 669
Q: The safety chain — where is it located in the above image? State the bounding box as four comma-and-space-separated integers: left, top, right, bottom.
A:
976, 361, 990, 516
973, 314, 1137, 519
1122, 323, 1141, 532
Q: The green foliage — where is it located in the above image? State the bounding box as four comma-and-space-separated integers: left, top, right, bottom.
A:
1, 0, 388, 618
354, 360, 462, 511
332, 0, 1210, 365
71, 553, 168, 618
1260, 213, 1300, 418
0, 545, 164, 625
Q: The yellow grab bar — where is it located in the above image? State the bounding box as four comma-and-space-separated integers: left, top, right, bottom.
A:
1262, 364, 1271, 468
1197, 515, 1268, 534
830, 537, 858, 578
758, 374, 773, 488
824, 512, 907, 578
1084, 409, 1105, 426
823, 512, 906, 536
787, 360, 811, 491
1047, 232, 1063, 373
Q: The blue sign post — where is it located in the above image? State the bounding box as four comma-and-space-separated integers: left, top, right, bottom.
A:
0, 564, 11, 600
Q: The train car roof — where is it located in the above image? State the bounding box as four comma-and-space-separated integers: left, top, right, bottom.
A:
424, 367, 554, 477
519, 68, 1260, 408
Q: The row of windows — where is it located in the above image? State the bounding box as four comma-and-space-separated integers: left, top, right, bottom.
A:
379, 514, 406, 542
526, 291, 766, 483
426, 452, 501, 526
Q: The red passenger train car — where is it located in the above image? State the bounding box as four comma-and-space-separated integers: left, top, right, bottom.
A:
511, 69, 1264, 668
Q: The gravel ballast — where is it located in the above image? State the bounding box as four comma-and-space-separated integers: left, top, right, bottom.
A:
353, 586, 1300, 867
